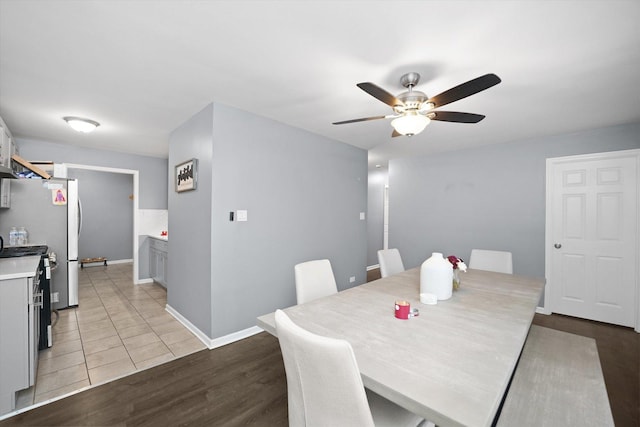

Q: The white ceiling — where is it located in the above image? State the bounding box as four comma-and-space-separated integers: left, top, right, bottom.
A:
1, 1, 639, 169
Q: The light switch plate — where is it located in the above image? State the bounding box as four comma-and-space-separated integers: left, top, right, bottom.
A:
360, 212, 365, 220
236, 210, 248, 222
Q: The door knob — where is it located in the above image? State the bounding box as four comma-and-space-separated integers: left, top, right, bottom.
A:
554, 243, 562, 249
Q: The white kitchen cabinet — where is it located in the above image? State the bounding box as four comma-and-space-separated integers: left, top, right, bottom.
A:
0, 179, 10, 208
0, 115, 17, 209
0, 117, 16, 171
0, 256, 39, 416
149, 237, 168, 287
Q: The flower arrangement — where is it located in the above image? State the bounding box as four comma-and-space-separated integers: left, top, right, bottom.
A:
447, 255, 467, 290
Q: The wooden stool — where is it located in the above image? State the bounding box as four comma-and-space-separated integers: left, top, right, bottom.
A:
80, 257, 108, 268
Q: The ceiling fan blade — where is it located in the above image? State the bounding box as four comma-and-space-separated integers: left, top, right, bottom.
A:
357, 82, 405, 107
392, 129, 402, 137
430, 111, 486, 123
332, 115, 388, 125
427, 74, 501, 108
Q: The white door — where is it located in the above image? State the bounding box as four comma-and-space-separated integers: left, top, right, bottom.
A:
546, 150, 638, 328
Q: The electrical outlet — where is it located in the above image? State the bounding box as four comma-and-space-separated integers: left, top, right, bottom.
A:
349, 276, 356, 283
51, 292, 59, 303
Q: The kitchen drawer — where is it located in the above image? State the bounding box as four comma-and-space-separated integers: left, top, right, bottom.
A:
149, 237, 168, 253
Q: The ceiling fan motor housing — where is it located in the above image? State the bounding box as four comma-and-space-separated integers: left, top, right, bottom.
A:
396, 91, 428, 110
396, 72, 432, 113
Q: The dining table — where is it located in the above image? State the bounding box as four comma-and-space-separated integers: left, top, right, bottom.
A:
257, 267, 545, 427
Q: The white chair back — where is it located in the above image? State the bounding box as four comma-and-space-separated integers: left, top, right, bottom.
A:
469, 249, 513, 274
275, 309, 376, 427
377, 248, 405, 278
294, 259, 338, 304
275, 310, 427, 427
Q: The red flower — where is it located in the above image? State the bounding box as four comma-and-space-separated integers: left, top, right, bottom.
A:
447, 255, 465, 270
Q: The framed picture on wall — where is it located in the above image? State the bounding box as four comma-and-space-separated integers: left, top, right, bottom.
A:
175, 158, 198, 192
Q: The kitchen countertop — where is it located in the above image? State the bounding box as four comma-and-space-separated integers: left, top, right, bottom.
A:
0, 255, 41, 280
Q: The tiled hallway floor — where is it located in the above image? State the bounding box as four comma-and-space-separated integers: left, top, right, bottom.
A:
15, 262, 206, 410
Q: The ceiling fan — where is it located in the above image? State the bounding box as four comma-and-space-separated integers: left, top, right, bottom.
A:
333, 72, 501, 137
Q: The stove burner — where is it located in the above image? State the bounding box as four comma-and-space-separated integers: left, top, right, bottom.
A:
0, 245, 48, 258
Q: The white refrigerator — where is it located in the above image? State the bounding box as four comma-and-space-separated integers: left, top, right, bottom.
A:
0, 178, 80, 309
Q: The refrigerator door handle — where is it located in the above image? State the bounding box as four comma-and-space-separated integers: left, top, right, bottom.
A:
78, 198, 83, 236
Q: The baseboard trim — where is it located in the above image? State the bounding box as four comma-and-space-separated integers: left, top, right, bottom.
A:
535, 306, 550, 315
367, 264, 380, 271
136, 278, 154, 285
209, 326, 263, 349
165, 304, 263, 350
108, 258, 133, 265
165, 304, 212, 348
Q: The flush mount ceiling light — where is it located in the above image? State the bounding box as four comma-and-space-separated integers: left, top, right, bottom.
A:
63, 116, 100, 133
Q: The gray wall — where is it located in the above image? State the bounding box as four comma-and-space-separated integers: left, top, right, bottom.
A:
169, 102, 368, 339
68, 168, 133, 261
16, 138, 168, 209
367, 167, 387, 266
386, 122, 640, 280
168, 104, 214, 337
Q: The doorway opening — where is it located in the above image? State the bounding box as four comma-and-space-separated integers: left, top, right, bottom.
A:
61, 163, 141, 283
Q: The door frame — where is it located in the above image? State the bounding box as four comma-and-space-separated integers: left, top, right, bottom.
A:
383, 184, 389, 250
58, 163, 141, 284
544, 149, 640, 332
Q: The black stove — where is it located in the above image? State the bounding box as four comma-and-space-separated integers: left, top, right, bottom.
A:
0, 245, 48, 258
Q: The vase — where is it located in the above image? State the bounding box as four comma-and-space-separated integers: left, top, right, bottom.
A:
420, 252, 453, 300
453, 269, 461, 291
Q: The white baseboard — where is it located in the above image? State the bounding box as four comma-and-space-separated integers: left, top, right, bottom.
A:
367, 264, 380, 271
108, 258, 133, 265
165, 304, 263, 350
535, 306, 550, 315
209, 326, 263, 349
165, 304, 212, 347
135, 278, 154, 285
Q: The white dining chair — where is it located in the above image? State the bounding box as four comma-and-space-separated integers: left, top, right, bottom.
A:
377, 248, 405, 278
294, 259, 338, 304
469, 249, 513, 274
275, 310, 427, 427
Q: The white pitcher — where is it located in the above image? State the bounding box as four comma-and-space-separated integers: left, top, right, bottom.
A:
420, 252, 453, 300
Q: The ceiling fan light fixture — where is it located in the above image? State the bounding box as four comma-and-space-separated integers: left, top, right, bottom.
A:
391, 113, 430, 136
63, 116, 100, 133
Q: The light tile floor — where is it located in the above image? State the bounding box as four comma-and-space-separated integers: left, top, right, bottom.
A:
15, 262, 206, 409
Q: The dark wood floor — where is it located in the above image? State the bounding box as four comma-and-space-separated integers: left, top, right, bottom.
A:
2, 270, 638, 426
2, 332, 288, 426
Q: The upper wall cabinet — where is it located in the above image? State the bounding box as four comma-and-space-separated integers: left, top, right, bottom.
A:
0, 116, 18, 208
0, 116, 17, 171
